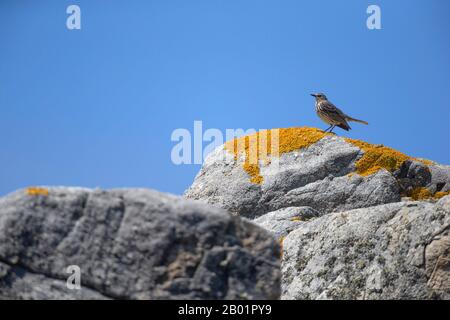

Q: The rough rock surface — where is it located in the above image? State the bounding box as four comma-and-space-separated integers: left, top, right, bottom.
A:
0, 187, 281, 300
185, 128, 450, 299
428, 164, 450, 194
252, 207, 320, 239
281, 196, 450, 300
185, 130, 450, 218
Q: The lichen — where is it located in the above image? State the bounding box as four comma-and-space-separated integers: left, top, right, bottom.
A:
26, 187, 49, 196
224, 127, 437, 189
344, 138, 432, 177
243, 163, 263, 184
407, 187, 450, 200
224, 127, 329, 184
435, 191, 450, 199
409, 187, 432, 200
344, 139, 408, 176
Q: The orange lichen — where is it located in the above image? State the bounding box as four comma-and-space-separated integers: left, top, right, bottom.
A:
26, 187, 49, 196
408, 187, 432, 200
435, 191, 450, 199
225, 127, 329, 184
345, 138, 431, 177
344, 139, 410, 176
242, 163, 263, 184
224, 126, 434, 185
407, 187, 450, 200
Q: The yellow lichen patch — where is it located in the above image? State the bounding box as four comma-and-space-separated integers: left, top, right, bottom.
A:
345, 138, 431, 177
225, 127, 329, 184
345, 139, 410, 176
224, 127, 433, 184
290, 217, 302, 222
275, 127, 329, 155
243, 163, 263, 184
408, 187, 432, 200
435, 191, 450, 199
417, 158, 435, 166
407, 187, 450, 200
26, 187, 49, 196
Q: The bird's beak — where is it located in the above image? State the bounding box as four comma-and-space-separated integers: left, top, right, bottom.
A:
310, 94, 316, 97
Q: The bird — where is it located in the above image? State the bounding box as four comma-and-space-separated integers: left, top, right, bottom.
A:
311, 93, 368, 133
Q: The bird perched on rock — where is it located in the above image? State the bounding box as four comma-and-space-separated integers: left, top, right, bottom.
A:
311, 93, 368, 133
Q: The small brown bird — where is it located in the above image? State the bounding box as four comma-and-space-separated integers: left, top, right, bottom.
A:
311, 93, 368, 133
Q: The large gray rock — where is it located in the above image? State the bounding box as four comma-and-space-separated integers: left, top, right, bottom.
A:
0, 187, 281, 300
281, 195, 450, 300
185, 131, 450, 218
184, 128, 450, 299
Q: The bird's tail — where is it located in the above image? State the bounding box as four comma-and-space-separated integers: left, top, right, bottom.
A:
346, 116, 368, 125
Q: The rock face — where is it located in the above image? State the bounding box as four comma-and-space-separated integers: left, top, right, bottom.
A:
252, 207, 320, 239
185, 127, 450, 299
185, 128, 450, 219
282, 196, 450, 299
2, 128, 448, 300
0, 187, 281, 300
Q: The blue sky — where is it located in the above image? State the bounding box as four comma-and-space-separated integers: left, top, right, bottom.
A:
1, 0, 449, 196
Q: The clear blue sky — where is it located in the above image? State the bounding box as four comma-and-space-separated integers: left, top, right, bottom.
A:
1, 0, 449, 196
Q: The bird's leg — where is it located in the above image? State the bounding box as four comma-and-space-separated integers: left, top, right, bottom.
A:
324, 125, 332, 132
329, 125, 336, 133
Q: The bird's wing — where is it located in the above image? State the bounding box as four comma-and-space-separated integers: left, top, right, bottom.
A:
320, 101, 347, 122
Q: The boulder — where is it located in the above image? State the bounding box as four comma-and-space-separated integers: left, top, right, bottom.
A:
281, 195, 450, 299
0, 187, 281, 300
185, 127, 450, 218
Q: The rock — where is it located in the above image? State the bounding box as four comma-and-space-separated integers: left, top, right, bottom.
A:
281, 195, 450, 300
186, 127, 449, 218
0, 261, 108, 300
0, 187, 281, 300
395, 160, 432, 194
184, 127, 450, 299
395, 160, 450, 196
428, 164, 450, 194
252, 207, 320, 239
263, 170, 399, 216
